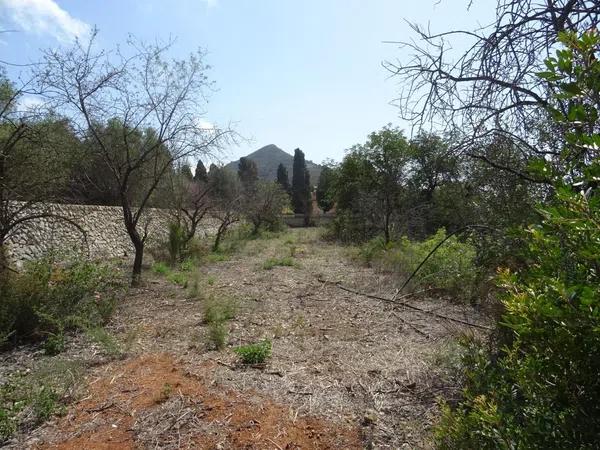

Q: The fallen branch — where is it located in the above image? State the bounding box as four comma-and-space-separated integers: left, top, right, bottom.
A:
328, 281, 491, 331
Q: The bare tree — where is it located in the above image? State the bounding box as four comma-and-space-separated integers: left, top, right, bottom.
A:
385, 1, 599, 182
37, 31, 231, 285
207, 165, 242, 252
168, 166, 212, 247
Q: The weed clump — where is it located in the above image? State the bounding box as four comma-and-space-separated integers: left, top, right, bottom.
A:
234, 339, 272, 364
262, 256, 295, 270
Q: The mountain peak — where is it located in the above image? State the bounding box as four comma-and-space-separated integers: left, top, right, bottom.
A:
225, 145, 321, 183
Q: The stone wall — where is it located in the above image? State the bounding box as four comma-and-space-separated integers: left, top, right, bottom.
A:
6, 202, 217, 266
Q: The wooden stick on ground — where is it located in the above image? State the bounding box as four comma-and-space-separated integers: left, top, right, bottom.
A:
323, 280, 491, 331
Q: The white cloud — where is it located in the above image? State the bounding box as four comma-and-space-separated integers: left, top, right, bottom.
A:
2, 0, 90, 42
196, 118, 215, 130
18, 94, 46, 111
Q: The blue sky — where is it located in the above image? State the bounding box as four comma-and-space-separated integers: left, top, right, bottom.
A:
1, 0, 494, 165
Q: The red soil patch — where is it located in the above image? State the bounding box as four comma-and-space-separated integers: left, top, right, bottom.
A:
38, 354, 361, 449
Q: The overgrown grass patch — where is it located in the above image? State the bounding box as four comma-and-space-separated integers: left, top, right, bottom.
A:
357, 229, 478, 301
151, 261, 170, 275
262, 256, 296, 270
86, 326, 122, 357
0, 358, 84, 443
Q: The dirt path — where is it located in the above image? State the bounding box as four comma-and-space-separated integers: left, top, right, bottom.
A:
16, 228, 486, 449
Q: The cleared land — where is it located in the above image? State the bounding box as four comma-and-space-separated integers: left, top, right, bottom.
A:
2, 228, 487, 449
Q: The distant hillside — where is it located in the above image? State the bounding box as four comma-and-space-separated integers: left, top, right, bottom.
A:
225, 144, 322, 185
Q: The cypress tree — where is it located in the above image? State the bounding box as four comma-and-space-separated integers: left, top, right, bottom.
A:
291, 148, 308, 214
194, 159, 208, 182
303, 168, 312, 225
276, 163, 291, 194
238, 157, 258, 193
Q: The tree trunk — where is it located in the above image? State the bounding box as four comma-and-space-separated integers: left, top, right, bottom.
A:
0, 239, 9, 284
383, 203, 391, 244
213, 221, 227, 252
122, 201, 144, 287
131, 238, 144, 287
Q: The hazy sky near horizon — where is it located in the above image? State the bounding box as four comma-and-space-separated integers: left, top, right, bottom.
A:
1, 0, 495, 165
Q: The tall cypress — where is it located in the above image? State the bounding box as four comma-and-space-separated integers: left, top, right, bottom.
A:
276, 163, 291, 194
194, 159, 208, 183
291, 148, 307, 214
238, 157, 258, 193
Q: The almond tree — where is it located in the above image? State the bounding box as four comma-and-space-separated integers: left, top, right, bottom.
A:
37, 31, 231, 285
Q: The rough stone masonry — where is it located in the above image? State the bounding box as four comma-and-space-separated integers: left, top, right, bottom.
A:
5, 202, 216, 267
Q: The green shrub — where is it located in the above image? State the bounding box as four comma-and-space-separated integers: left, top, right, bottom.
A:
207, 321, 228, 350
0, 257, 120, 347
168, 221, 187, 264
234, 339, 272, 364
203, 297, 236, 324
359, 229, 477, 300
166, 271, 187, 286
43, 333, 65, 356
436, 32, 600, 449
262, 256, 295, 270
179, 258, 196, 272
152, 261, 170, 275
86, 327, 122, 357
32, 386, 61, 423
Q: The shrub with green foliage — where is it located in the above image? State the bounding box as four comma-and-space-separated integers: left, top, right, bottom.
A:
436, 31, 600, 449
203, 296, 236, 324
202, 296, 236, 350
360, 229, 477, 300
0, 257, 119, 348
234, 339, 272, 364
168, 221, 187, 264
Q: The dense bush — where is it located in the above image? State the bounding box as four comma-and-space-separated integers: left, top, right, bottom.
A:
359, 229, 478, 300
0, 257, 120, 348
436, 31, 600, 448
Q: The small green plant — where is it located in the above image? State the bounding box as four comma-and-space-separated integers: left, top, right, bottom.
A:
158, 383, 173, 402
86, 327, 122, 357
166, 271, 188, 287
32, 386, 61, 423
43, 333, 65, 356
203, 297, 236, 324
152, 261, 170, 275
262, 256, 295, 270
0, 408, 16, 443
234, 339, 272, 364
206, 275, 216, 286
205, 252, 229, 263
207, 321, 228, 350
179, 258, 196, 272
168, 221, 187, 264
0, 359, 84, 442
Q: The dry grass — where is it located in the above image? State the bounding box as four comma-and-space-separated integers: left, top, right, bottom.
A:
4, 227, 489, 449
